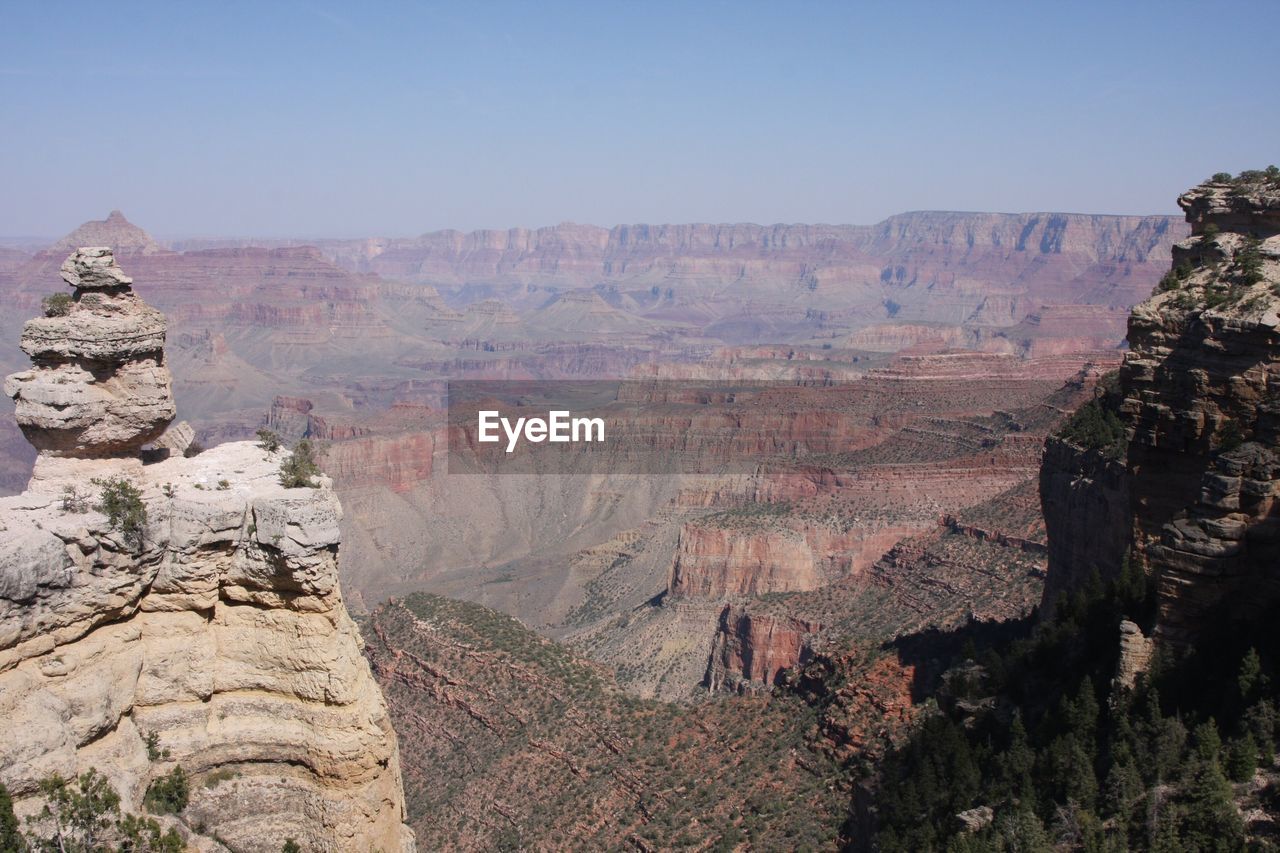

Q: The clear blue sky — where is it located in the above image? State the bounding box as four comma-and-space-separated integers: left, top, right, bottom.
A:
2, 0, 1277, 238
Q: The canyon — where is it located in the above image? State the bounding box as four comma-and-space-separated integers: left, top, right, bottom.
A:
0, 202, 1202, 849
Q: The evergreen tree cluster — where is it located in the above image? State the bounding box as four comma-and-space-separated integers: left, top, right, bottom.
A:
873, 561, 1280, 852
1058, 376, 1127, 459
1210, 166, 1280, 192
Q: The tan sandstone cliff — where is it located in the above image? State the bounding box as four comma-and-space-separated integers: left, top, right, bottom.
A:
0, 249, 414, 852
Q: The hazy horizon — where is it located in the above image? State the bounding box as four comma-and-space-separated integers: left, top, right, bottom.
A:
3, 0, 1278, 238
0, 205, 1190, 248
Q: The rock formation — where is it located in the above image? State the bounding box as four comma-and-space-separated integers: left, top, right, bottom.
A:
1041, 172, 1280, 647
1038, 432, 1129, 617
0, 251, 414, 851
5, 248, 176, 456
1123, 176, 1280, 644
704, 604, 821, 692
49, 210, 164, 257
1113, 619, 1153, 690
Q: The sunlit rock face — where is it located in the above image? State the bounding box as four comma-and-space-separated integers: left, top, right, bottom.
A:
0, 250, 415, 852
4, 247, 175, 457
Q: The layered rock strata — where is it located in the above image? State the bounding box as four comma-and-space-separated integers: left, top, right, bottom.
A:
1041, 175, 1280, 647
704, 604, 822, 693
1122, 180, 1280, 643
4, 248, 175, 456
0, 251, 414, 852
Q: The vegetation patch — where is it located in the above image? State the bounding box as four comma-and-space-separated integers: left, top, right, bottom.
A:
279, 439, 321, 488
2, 769, 183, 852
93, 476, 148, 548
1058, 375, 1127, 458
41, 292, 72, 317
873, 558, 1280, 852
143, 766, 189, 815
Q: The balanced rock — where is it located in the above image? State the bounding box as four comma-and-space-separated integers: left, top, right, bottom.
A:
59, 245, 134, 289
4, 248, 174, 456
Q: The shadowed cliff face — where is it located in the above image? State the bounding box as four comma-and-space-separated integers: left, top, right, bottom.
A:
0, 250, 415, 852
1041, 174, 1280, 646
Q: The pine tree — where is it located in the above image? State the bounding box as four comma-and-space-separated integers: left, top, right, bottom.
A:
1238, 648, 1267, 704
1102, 753, 1143, 819
1224, 734, 1257, 783
1179, 720, 1243, 850
999, 713, 1035, 802
1245, 699, 1277, 766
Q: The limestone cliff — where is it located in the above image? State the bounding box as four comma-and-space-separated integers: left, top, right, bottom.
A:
0, 250, 414, 852
1041, 171, 1280, 646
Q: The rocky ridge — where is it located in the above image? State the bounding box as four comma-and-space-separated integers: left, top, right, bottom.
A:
0, 251, 414, 852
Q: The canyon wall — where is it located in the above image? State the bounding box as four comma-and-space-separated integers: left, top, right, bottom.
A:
1038, 435, 1130, 615
1041, 175, 1280, 644
0, 250, 414, 852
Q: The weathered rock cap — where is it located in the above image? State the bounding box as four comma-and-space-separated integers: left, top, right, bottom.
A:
19, 306, 167, 362
1178, 177, 1280, 237
60, 246, 133, 289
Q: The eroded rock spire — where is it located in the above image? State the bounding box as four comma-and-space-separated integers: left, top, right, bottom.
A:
3, 247, 175, 456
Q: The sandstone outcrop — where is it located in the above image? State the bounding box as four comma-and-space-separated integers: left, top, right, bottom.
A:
1114, 619, 1153, 690
4, 247, 175, 456
0, 251, 414, 852
1122, 177, 1280, 645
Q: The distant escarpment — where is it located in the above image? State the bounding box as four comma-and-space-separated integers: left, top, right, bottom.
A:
1041, 171, 1280, 645
0, 250, 413, 852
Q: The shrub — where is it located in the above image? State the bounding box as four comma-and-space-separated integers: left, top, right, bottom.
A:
143, 766, 189, 814
1157, 263, 1193, 294
144, 731, 170, 762
93, 476, 147, 547
256, 428, 282, 452
61, 484, 89, 513
118, 813, 184, 852
0, 782, 20, 853
42, 292, 72, 317
1218, 418, 1245, 452
217, 479, 230, 490
1211, 172, 1234, 183
279, 439, 321, 488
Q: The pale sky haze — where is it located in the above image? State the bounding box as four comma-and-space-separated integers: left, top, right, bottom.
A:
2, 0, 1277, 238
